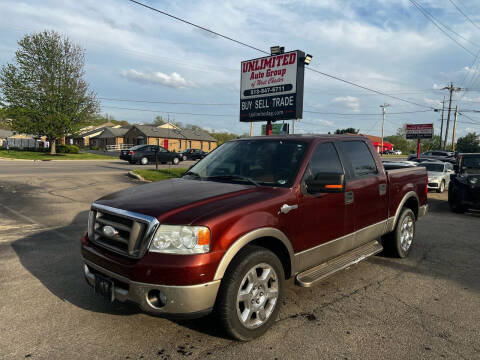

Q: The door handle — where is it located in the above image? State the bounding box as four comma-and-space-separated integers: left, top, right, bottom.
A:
379, 183, 387, 196
345, 191, 354, 204
279, 204, 298, 214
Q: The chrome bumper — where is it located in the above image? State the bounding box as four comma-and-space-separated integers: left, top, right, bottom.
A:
418, 204, 428, 218
83, 259, 220, 317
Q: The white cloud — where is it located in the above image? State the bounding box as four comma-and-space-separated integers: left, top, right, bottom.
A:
331, 96, 360, 112
121, 69, 196, 89
423, 97, 442, 107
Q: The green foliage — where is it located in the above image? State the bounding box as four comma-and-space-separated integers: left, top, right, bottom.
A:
384, 135, 415, 153
420, 135, 442, 152
456, 132, 480, 153
335, 128, 359, 134
88, 113, 129, 128
0, 30, 99, 153
208, 131, 238, 145
153, 116, 165, 126
56, 144, 79, 153
0, 149, 111, 160
133, 168, 188, 182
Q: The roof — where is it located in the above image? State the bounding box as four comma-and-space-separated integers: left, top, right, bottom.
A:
132, 125, 217, 142
96, 126, 131, 138
0, 129, 14, 138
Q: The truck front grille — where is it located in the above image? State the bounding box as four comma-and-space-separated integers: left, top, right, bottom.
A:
88, 204, 159, 258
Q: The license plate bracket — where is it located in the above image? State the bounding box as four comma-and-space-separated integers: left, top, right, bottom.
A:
94, 274, 115, 301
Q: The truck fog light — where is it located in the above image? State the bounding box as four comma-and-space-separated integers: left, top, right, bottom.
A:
147, 289, 167, 308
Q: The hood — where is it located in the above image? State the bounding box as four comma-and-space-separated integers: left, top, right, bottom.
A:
427, 171, 444, 178
95, 178, 256, 219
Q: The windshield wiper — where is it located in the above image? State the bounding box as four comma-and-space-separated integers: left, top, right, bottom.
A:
183, 171, 202, 179
206, 175, 260, 187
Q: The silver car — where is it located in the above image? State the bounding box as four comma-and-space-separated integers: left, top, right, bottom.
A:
424, 161, 454, 193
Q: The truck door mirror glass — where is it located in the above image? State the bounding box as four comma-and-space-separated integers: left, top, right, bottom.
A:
305, 173, 345, 194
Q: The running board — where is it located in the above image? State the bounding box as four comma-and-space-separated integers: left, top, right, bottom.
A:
295, 240, 383, 288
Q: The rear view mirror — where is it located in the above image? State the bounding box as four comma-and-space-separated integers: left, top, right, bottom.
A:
305, 173, 345, 194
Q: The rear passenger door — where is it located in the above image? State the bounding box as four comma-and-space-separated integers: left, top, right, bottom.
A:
339, 140, 388, 237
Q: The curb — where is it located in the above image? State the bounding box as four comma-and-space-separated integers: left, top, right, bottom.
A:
127, 171, 151, 183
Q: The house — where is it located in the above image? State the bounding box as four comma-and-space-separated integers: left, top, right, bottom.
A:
91, 126, 132, 149
66, 122, 117, 147
123, 124, 217, 152
0, 129, 14, 147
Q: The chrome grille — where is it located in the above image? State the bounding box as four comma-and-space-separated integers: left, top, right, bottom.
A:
88, 204, 159, 258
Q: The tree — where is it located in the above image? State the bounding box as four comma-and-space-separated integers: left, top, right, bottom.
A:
0, 108, 12, 129
456, 132, 480, 153
0, 30, 99, 153
153, 116, 165, 126
209, 131, 238, 145
335, 128, 359, 134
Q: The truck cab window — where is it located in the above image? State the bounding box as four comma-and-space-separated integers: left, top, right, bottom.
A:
342, 141, 378, 177
303, 142, 343, 182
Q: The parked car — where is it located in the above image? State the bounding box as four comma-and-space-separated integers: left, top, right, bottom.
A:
393, 150, 402, 155
381, 150, 394, 155
179, 148, 208, 161
407, 150, 456, 163
448, 153, 480, 212
422, 161, 454, 193
382, 160, 419, 170
82, 135, 428, 340
119, 145, 180, 165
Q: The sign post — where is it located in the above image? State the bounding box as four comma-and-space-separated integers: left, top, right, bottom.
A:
405, 124, 434, 159
240, 50, 306, 134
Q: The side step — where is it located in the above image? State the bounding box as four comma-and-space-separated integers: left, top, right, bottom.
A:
295, 240, 383, 287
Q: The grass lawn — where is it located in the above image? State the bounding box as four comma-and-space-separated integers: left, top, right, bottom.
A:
0, 150, 113, 160
133, 168, 188, 182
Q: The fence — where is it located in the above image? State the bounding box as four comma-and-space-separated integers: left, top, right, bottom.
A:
2, 138, 40, 149
105, 144, 134, 151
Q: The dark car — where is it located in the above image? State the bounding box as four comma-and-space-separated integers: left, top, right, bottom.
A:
448, 153, 480, 213
119, 145, 181, 165
179, 148, 207, 161
407, 150, 456, 163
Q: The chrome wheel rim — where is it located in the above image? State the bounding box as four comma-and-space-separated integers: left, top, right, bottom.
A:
236, 263, 278, 329
141, 157, 148, 165
400, 215, 414, 252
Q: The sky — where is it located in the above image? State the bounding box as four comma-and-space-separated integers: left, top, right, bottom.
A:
1, 0, 480, 138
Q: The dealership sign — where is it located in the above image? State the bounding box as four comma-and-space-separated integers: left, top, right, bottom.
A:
405, 124, 434, 139
240, 50, 305, 122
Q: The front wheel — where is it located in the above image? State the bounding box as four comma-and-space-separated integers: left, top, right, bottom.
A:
382, 207, 416, 258
182, 155, 187, 161
215, 245, 284, 341
140, 157, 148, 165
438, 180, 445, 193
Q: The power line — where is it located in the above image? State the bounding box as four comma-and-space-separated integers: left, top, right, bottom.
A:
447, 0, 480, 31
128, 0, 269, 55
127, 0, 435, 110
99, 97, 236, 106
408, 0, 477, 56
101, 105, 233, 117
303, 109, 432, 116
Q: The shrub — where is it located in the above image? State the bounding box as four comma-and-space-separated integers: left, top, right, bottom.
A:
56, 144, 79, 153
66, 144, 79, 153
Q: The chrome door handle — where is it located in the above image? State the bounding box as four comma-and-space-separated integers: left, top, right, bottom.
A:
279, 204, 298, 214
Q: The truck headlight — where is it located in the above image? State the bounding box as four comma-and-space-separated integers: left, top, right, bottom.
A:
469, 177, 478, 185
149, 225, 210, 254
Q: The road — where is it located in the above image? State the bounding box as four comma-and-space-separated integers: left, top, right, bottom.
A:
0, 160, 479, 359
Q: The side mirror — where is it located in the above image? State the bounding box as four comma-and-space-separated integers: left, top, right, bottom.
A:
305, 173, 345, 194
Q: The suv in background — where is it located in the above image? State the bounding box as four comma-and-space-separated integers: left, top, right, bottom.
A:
408, 150, 456, 163
423, 161, 454, 193
119, 145, 181, 165
448, 153, 480, 212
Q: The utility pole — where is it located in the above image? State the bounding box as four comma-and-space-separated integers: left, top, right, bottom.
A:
442, 83, 462, 150
292, 119, 296, 134
380, 103, 390, 153
452, 106, 458, 151
250, 122, 254, 136
439, 96, 445, 146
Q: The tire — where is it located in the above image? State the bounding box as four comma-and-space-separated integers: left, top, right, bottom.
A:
382, 208, 416, 258
449, 188, 466, 213
172, 157, 180, 165
214, 245, 285, 341
438, 180, 445, 193
182, 155, 187, 161
140, 157, 148, 165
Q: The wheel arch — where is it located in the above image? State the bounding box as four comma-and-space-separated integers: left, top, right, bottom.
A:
213, 228, 295, 281
387, 191, 419, 232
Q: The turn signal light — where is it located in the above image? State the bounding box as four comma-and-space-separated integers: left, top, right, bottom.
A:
197, 228, 210, 246
325, 184, 343, 189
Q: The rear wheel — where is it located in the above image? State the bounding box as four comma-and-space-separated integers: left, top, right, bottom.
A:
449, 188, 466, 213
140, 157, 148, 165
215, 245, 284, 341
382, 208, 416, 258
172, 157, 180, 165
182, 155, 187, 161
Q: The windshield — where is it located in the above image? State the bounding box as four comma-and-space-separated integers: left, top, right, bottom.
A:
183, 139, 309, 187
462, 156, 480, 169
424, 163, 444, 172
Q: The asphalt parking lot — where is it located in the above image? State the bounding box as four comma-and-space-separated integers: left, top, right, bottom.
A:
0, 160, 479, 359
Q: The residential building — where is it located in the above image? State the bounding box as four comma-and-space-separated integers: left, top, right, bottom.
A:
91, 126, 132, 149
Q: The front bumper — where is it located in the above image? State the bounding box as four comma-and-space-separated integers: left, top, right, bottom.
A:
83, 259, 220, 317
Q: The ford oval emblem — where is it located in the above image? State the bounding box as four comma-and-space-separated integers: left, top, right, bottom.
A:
103, 225, 118, 237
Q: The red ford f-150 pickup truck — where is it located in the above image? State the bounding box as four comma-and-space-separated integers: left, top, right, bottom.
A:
82, 135, 428, 340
